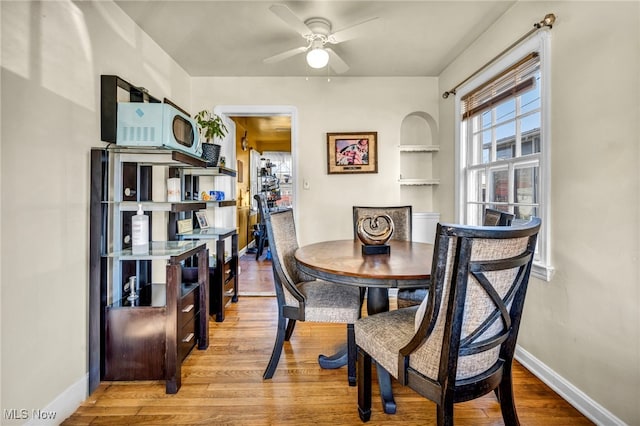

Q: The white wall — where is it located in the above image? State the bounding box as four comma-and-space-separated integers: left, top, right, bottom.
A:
191, 76, 439, 245
3, 1, 637, 424
438, 2, 640, 424
0, 1, 191, 422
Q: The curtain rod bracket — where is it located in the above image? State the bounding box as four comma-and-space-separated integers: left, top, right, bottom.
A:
442, 13, 556, 99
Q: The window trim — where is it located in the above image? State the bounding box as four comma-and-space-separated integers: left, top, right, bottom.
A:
454, 30, 553, 281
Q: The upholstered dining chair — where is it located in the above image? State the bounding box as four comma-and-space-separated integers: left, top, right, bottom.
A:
352, 206, 426, 308
483, 207, 515, 226
258, 194, 361, 385
355, 217, 541, 425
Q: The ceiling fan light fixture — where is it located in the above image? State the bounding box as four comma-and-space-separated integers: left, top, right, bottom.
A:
306, 47, 329, 69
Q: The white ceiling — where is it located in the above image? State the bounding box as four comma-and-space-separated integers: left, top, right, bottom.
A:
114, 1, 515, 77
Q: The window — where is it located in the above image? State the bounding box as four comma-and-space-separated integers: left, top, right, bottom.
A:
455, 31, 553, 280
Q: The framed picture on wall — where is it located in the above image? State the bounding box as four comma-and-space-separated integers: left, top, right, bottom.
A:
327, 131, 378, 174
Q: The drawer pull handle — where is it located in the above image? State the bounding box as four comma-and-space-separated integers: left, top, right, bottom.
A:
182, 304, 194, 313
182, 333, 194, 343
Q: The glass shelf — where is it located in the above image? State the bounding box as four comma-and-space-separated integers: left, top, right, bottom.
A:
107, 240, 205, 260
107, 201, 207, 212
109, 282, 199, 308
178, 227, 237, 240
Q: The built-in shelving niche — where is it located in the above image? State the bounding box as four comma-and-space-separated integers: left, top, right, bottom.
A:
399, 111, 439, 212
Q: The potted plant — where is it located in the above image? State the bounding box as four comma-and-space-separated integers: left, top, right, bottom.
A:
195, 110, 228, 166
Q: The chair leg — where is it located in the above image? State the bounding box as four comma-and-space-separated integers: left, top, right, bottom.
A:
357, 348, 372, 422
284, 319, 296, 341
256, 227, 266, 260
347, 324, 356, 386
436, 400, 454, 426
498, 370, 520, 425
263, 313, 287, 380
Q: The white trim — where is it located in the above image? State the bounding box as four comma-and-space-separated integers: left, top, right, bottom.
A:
532, 261, 554, 281
515, 346, 627, 426
454, 30, 553, 281
24, 374, 88, 425
213, 105, 298, 219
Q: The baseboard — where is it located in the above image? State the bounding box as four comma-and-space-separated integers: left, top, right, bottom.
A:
25, 374, 87, 425
515, 346, 627, 426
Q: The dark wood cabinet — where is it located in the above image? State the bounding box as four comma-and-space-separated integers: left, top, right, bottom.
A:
175, 168, 239, 322
90, 148, 210, 394
89, 75, 237, 394
180, 228, 238, 322
212, 231, 238, 322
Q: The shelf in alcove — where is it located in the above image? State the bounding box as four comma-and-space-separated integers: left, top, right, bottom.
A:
398, 145, 439, 152
399, 178, 440, 186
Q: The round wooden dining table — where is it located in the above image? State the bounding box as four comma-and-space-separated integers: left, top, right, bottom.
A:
295, 239, 433, 414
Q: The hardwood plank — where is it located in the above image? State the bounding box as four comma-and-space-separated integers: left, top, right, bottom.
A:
62, 257, 593, 425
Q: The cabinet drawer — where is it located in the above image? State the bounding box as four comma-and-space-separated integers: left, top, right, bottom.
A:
223, 276, 236, 294
223, 263, 234, 283
178, 315, 198, 362
180, 285, 198, 327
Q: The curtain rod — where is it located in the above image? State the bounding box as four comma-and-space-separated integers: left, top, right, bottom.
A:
442, 13, 556, 99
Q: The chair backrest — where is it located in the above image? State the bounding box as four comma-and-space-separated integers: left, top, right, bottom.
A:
352, 206, 412, 241
257, 194, 306, 311
483, 208, 515, 226
406, 218, 541, 384
255, 193, 266, 227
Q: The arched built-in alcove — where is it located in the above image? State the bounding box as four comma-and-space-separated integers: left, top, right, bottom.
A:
399, 111, 440, 242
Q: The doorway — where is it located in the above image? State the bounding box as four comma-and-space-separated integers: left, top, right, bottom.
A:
215, 105, 297, 295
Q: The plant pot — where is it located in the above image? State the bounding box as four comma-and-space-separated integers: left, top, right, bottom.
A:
202, 143, 221, 166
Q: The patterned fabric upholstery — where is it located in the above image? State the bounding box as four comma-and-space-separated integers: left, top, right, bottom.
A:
298, 280, 361, 323
270, 209, 360, 323
356, 230, 532, 381
356, 218, 541, 424
259, 195, 362, 384
355, 307, 418, 378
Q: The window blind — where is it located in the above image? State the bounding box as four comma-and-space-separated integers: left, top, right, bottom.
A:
461, 52, 540, 119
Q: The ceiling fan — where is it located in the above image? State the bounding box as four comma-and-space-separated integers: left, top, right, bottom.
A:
263, 4, 378, 74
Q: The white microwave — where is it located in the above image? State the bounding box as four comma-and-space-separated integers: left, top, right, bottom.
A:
116, 103, 202, 157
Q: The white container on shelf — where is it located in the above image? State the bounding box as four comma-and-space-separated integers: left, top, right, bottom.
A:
132, 204, 149, 254
167, 178, 181, 202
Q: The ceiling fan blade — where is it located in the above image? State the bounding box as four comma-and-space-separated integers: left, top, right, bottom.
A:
326, 48, 350, 74
328, 17, 379, 44
263, 46, 308, 64
269, 4, 312, 37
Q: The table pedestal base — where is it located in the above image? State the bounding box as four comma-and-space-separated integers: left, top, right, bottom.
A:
317, 287, 397, 413
318, 347, 347, 369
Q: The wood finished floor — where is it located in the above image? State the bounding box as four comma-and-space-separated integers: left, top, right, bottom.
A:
238, 253, 276, 295
63, 257, 593, 425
